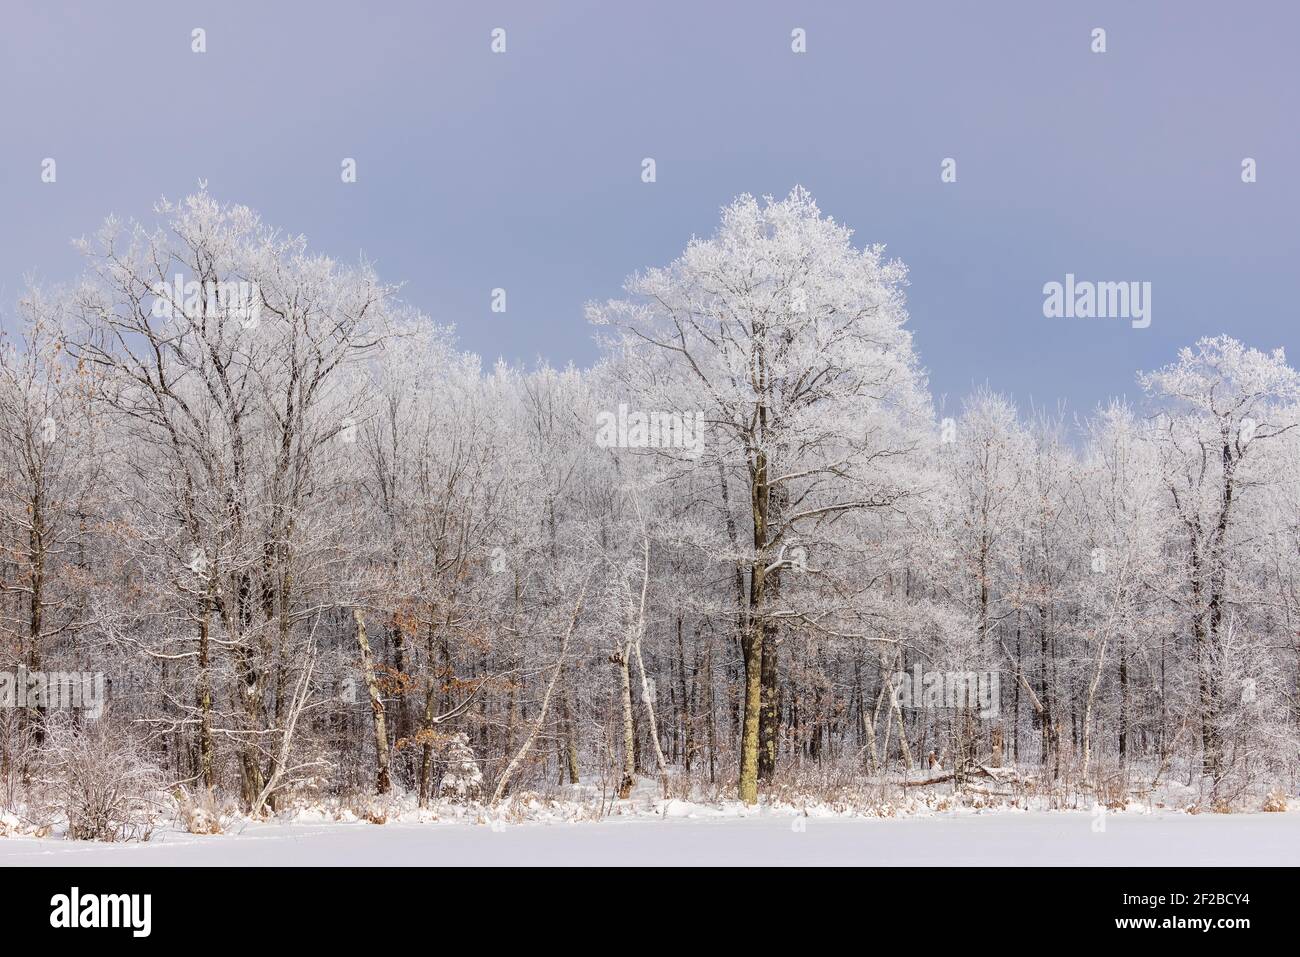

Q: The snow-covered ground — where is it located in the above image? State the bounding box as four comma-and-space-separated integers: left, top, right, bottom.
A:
2, 810, 1296, 866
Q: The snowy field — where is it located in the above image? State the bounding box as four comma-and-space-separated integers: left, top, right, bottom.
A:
2, 811, 1296, 866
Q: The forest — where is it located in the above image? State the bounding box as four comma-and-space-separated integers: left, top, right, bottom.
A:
1, 187, 1296, 839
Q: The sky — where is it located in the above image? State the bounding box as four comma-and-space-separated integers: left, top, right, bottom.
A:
1, 0, 1296, 419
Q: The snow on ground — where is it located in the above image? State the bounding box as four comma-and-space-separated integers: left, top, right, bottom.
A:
2, 810, 1297, 866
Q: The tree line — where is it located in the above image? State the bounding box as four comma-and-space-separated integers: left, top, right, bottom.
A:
1, 188, 1295, 832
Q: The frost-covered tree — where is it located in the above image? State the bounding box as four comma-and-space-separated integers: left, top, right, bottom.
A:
590, 188, 932, 802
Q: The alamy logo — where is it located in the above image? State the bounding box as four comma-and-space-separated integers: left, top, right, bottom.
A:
595, 403, 705, 458
150, 274, 262, 328
50, 887, 151, 938
891, 665, 1000, 719
0, 668, 104, 720
1042, 274, 1151, 329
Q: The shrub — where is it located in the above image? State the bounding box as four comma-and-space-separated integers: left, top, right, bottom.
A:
35, 712, 164, 842
1261, 789, 1288, 812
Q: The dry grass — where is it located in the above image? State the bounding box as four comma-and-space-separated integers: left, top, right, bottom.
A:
1261, 789, 1288, 812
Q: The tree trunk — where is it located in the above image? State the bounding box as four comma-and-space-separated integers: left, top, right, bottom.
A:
738, 623, 763, 804
758, 618, 779, 781
1118, 634, 1128, 767
197, 584, 215, 792
354, 609, 391, 795
558, 675, 581, 785
613, 645, 635, 798
677, 619, 693, 773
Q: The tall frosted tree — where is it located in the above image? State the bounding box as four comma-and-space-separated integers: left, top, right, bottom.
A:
590, 188, 931, 802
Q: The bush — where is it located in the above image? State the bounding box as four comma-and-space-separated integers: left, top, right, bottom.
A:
1261, 789, 1288, 812
35, 712, 164, 842
174, 787, 224, 834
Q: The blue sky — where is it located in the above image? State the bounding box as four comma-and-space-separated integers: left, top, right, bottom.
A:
1, 0, 1295, 417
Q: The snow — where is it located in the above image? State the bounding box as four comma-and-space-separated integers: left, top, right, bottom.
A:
2, 811, 1296, 866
